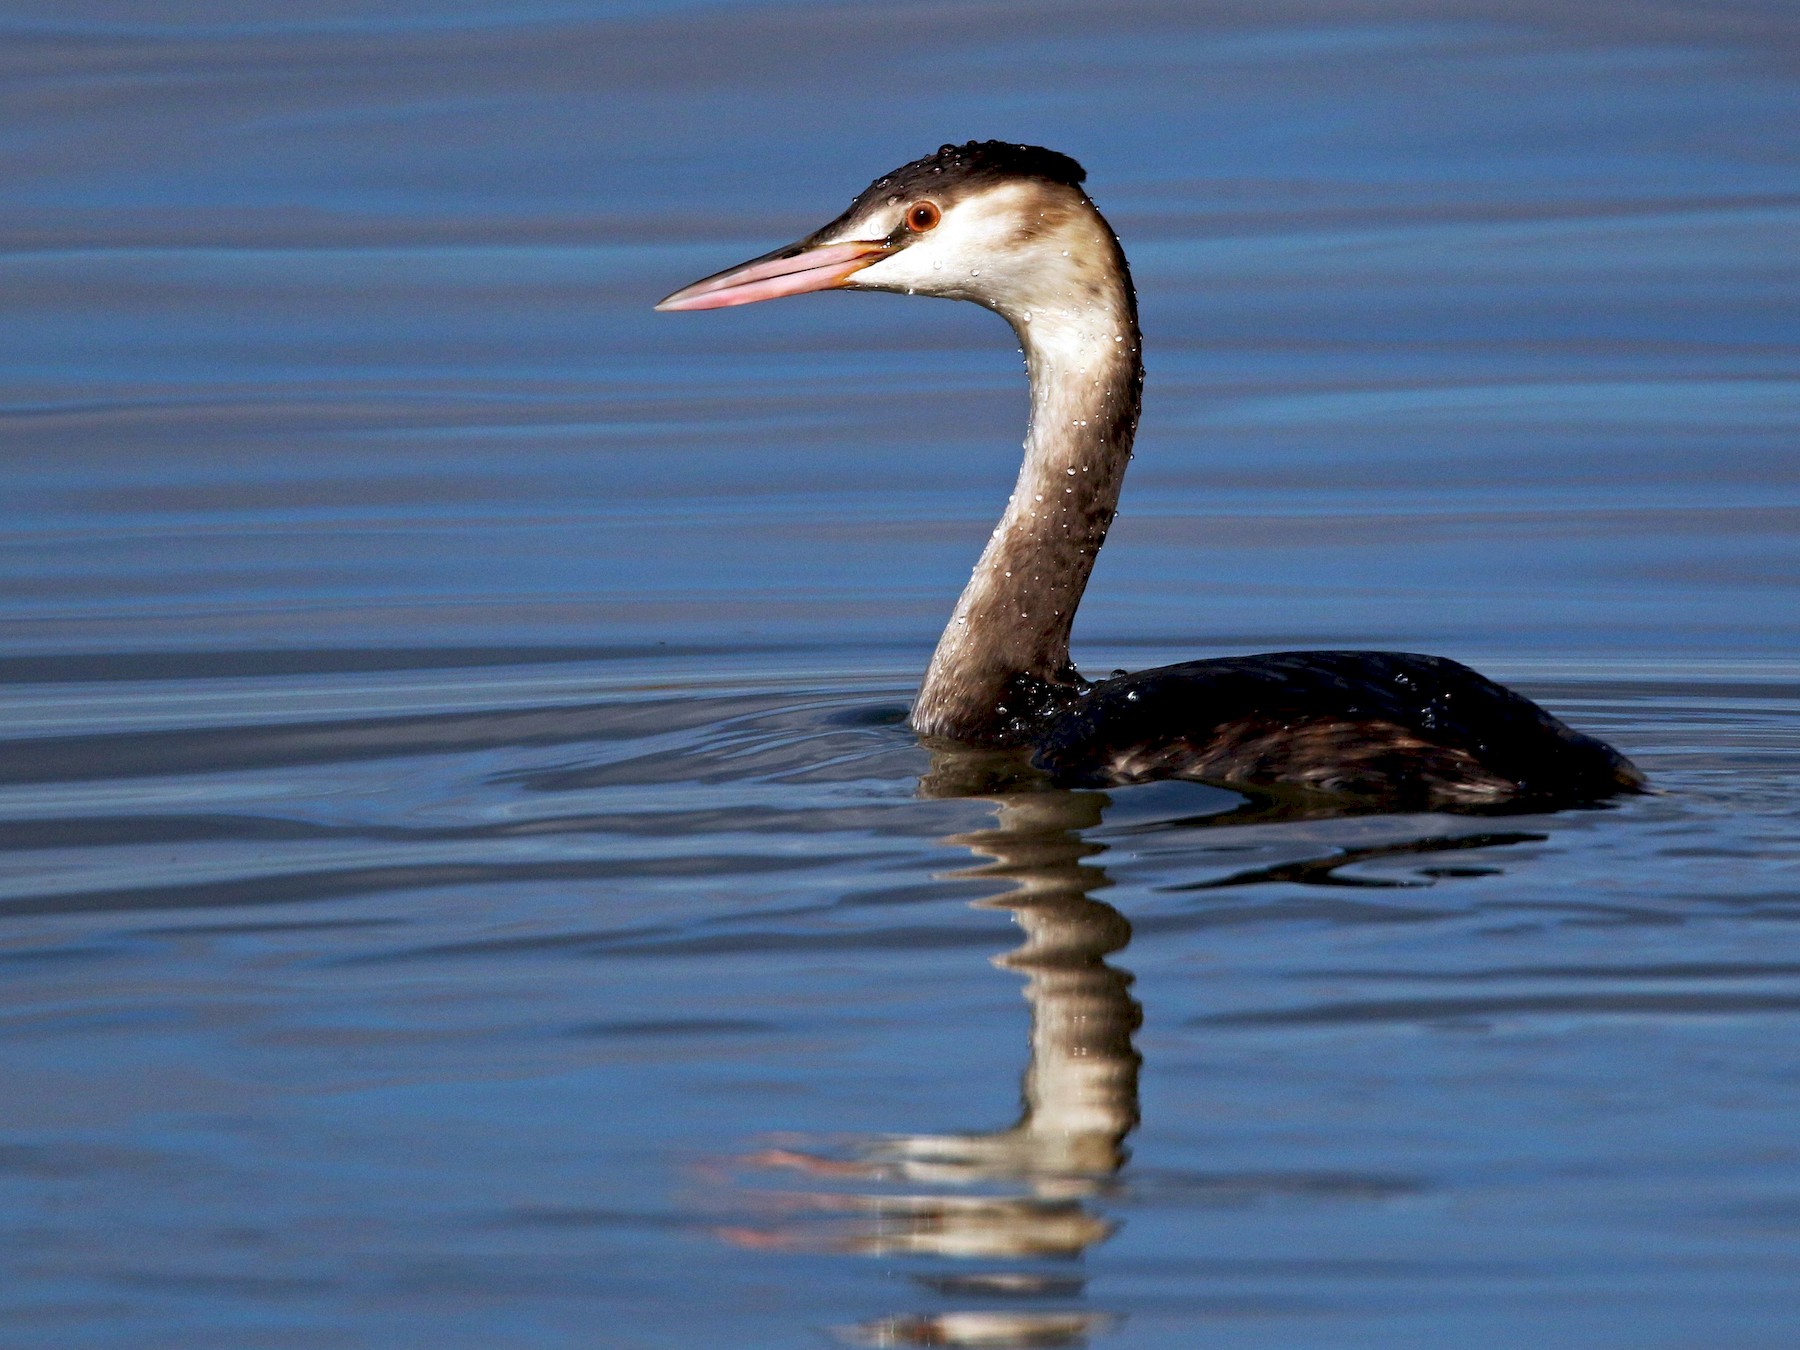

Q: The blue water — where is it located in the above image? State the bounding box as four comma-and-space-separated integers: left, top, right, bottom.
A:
3, 3, 1799, 1346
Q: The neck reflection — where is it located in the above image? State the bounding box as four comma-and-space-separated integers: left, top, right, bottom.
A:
724, 758, 1139, 1344
885, 787, 1140, 1196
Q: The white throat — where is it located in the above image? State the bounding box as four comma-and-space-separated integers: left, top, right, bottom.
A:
910, 220, 1142, 743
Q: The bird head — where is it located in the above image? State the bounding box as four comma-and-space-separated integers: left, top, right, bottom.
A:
656, 141, 1122, 325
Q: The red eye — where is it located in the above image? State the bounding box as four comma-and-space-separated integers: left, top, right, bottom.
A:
906, 201, 941, 232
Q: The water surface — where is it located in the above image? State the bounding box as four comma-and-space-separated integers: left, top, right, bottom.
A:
3, 2, 1799, 1346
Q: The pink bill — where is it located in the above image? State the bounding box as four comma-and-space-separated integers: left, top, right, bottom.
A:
655, 240, 888, 312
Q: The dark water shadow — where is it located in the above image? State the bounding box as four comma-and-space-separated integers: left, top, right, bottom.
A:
1167, 829, 1548, 891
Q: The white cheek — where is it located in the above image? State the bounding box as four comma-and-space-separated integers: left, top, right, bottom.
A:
854, 217, 1010, 295
854, 184, 1042, 294
851, 249, 930, 292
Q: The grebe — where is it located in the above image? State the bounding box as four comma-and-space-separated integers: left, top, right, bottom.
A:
657, 141, 1642, 808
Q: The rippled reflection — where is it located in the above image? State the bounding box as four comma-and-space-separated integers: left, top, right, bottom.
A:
722, 757, 1139, 1346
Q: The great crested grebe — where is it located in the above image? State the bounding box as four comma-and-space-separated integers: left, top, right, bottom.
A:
657, 141, 1642, 808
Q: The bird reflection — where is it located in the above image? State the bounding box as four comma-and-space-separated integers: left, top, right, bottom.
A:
706, 738, 1561, 1345
722, 751, 1139, 1346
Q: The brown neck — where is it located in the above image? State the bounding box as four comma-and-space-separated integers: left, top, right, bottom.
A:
911, 269, 1142, 743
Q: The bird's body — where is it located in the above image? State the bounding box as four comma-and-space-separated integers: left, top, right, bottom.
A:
659, 141, 1642, 808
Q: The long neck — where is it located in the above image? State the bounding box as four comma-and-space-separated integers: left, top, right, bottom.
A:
911, 250, 1143, 743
